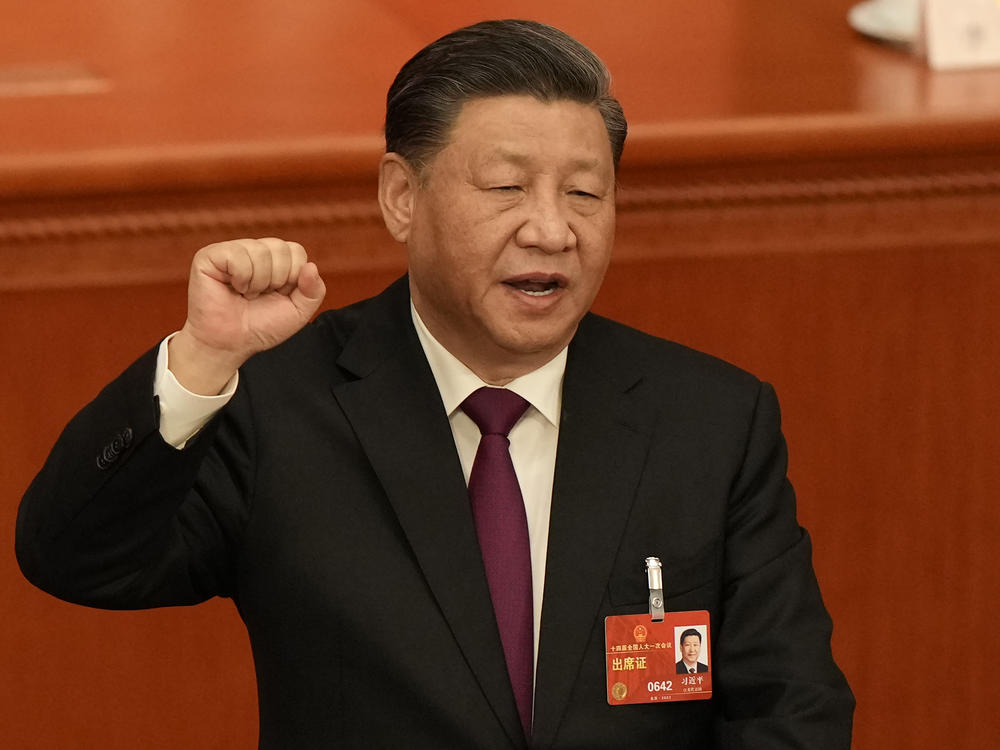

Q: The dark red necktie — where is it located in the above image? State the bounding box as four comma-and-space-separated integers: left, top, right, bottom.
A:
461, 386, 534, 738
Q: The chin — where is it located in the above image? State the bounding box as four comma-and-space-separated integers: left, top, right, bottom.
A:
496, 327, 571, 357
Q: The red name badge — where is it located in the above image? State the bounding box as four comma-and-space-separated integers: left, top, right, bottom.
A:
605, 612, 712, 705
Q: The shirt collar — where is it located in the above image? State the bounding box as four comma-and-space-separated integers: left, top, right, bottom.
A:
411, 302, 566, 427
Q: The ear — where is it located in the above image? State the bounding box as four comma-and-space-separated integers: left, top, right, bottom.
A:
378, 153, 418, 243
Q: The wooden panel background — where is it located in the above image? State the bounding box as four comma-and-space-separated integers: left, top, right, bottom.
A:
3, 1, 1000, 748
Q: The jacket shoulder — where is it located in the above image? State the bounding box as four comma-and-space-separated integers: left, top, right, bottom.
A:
241, 293, 383, 386
576, 313, 763, 399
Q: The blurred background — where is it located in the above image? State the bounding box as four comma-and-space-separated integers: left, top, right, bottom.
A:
2, 1, 999, 747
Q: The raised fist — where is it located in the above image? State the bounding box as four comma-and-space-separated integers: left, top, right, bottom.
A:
169, 238, 327, 394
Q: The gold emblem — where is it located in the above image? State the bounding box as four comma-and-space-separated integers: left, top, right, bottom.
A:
632, 624, 648, 643
611, 682, 628, 701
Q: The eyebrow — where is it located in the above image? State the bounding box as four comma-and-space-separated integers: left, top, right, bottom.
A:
483, 149, 605, 173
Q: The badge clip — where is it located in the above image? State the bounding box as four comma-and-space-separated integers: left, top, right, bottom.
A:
645, 556, 664, 622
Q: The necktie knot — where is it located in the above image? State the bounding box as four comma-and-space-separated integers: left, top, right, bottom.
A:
461, 387, 530, 437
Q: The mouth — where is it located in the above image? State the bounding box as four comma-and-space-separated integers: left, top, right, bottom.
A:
503, 275, 567, 297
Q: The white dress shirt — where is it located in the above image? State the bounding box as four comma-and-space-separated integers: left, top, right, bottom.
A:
410, 306, 564, 671
153, 307, 566, 669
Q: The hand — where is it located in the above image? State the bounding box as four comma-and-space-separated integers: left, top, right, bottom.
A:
169, 238, 327, 394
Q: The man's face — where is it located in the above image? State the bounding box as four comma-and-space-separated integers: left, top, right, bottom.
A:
404, 95, 616, 382
682, 635, 701, 664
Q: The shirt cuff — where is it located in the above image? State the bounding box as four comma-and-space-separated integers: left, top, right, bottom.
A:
154, 333, 239, 449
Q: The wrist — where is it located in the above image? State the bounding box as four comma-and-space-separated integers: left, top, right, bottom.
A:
167, 327, 247, 396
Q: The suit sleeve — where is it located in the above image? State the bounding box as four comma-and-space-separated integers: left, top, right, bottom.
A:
712, 382, 854, 749
15, 347, 250, 609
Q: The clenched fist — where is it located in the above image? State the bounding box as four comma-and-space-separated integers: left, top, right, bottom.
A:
168, 238, 327, 395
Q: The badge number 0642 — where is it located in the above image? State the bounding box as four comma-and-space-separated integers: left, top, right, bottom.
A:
605, 611, 712, 705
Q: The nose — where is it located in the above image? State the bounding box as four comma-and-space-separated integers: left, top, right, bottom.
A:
515, 193, 577, 254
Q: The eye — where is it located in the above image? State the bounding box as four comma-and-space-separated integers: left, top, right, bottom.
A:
570, 190, 599, 199
491, 185, 523, 192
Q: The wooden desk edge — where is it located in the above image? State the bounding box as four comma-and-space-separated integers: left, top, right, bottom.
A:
3, 110, 1000, 200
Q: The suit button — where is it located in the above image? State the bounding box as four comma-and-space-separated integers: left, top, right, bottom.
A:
96, 427, 133, 470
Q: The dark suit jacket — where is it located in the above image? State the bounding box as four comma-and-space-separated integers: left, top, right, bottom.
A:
676, 661, 710, 675
17, 277, 853, 748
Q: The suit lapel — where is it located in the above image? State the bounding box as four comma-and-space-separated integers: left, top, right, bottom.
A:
330, 280, 525, 749
532, 315, 652, 749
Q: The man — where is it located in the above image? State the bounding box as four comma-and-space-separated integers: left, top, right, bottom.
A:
16, 19, 853, 749
676, 629, 709, 675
